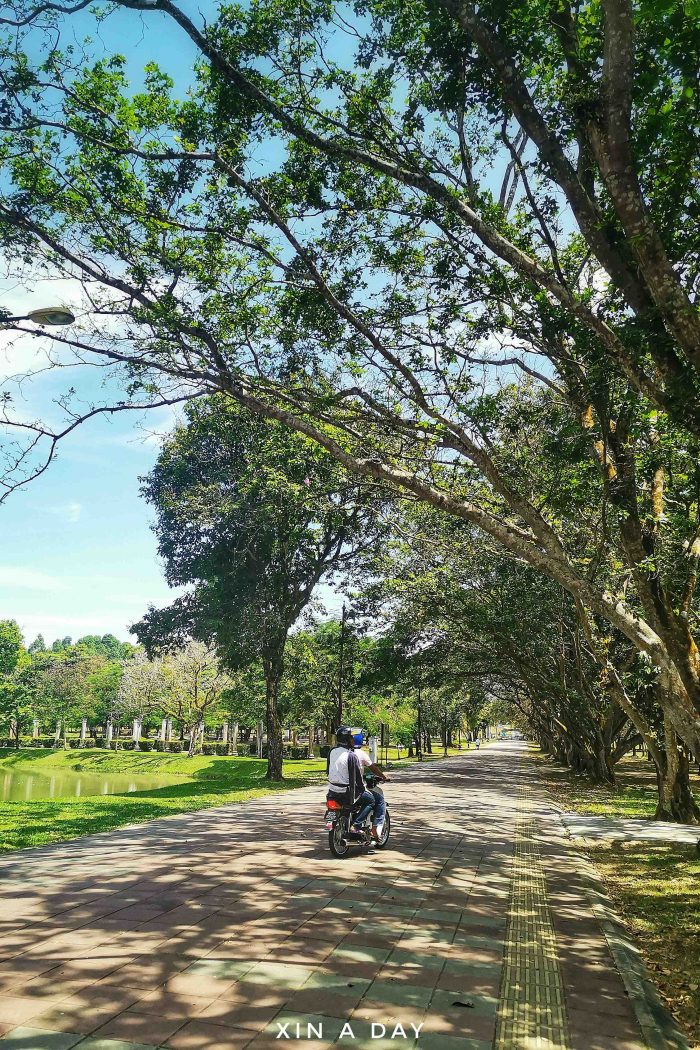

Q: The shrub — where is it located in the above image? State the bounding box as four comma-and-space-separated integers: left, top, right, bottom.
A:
202, 743, 217, 756
153, 739, 165, 751
288, 746, 309, 760
138, 740, 153, 752
120, 740, 135, 751
93, 737, 105, 748
319, 745, 331, 758
13, 735, 58, 748
167, 741, 183, 753
215, 743, 229, 756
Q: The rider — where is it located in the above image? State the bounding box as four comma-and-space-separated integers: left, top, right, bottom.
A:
327, 727, 389, 842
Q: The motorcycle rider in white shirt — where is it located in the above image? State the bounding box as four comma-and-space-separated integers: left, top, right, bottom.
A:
327, 727, 389, 842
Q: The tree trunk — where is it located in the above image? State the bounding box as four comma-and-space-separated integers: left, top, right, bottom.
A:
188, 719, 203, 758
578, 746, 616, 786
264, 658, 284, 781
655, 726, 700, 823
307, 725, 315, 759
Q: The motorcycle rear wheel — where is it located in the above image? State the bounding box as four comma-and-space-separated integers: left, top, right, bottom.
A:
329, 819, 351, 857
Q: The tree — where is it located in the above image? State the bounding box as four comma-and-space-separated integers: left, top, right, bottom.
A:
114, 651, 168, 734
76, 634, 136, 660
0, 620, 23, 678
27, 634, 46, 655
362, 496, 699, 820
132, 398, 382, 778
164, 643, 231, 756
32, 647, 107, 744
0, 619, 30, 748
2, 1, 700, 763
0, 674, 34, 749
221, 664, 266, 755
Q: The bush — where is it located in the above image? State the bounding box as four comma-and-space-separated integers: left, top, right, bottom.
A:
248, 742, 268, 757
93, 737, 105, 748
167, 741, 183, 753
215, 743, 230, 756
288, 746, 309, 760
120, 740, 135, 751
138, 740, 153, 752
68, 739, 86, 749
202, 743, 217, 755
319, 745, 332, 758
153, 739, 165, 751
6, 735, 59, 749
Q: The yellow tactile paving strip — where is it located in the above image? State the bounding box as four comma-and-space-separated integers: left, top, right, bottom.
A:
495, 784, 571, 1050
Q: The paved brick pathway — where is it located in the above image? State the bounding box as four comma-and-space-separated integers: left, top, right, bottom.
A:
0, 742, 684, 1050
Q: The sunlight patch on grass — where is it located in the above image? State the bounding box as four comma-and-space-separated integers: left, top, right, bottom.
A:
589, 841, 700, 1049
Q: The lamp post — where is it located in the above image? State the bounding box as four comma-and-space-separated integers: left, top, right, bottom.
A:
337, 601, 347, 729
1, 306, 76, 327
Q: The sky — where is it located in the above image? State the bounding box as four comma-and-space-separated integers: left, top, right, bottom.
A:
0, 4, 348, 647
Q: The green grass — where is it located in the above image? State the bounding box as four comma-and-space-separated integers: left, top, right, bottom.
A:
589, 841, 700, 1048
532, 747, 663, 819
0, 745, 325, 778
0, 747, 327, 854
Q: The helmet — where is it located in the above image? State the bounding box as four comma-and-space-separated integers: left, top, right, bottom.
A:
336, 726, 353, 747
350, 728, 364, 748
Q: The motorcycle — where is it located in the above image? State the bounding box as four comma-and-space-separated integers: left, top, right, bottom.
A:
324, 771, 391, 857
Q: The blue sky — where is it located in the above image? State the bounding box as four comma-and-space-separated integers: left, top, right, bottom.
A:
0, 4, 374, 644
1, 6, 221, 645
1, 2, 350, 647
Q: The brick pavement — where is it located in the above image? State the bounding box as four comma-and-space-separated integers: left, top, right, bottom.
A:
0, 742, 684, 1049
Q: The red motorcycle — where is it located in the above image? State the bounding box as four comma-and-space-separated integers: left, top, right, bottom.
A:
324, 772, 391, 857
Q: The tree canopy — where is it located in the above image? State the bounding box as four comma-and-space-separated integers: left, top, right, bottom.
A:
1, 0, 700, 798
132, 395, 384, 776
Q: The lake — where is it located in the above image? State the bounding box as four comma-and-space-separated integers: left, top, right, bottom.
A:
0, 767, 176, 802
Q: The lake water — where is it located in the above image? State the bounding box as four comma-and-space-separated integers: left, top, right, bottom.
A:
0, 767, 175, 802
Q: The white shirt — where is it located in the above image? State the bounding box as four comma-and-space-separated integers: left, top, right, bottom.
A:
328, 746, 372, 786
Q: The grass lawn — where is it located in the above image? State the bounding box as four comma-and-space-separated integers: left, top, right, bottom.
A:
0, 747, 328, 854
532, 747, 681, 819
589, 841, 700, 1049
534, 746, 700, 1048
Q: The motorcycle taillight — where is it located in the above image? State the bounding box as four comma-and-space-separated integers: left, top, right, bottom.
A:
326, 799, 342, 810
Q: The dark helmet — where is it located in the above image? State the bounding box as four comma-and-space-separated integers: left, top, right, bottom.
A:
336, 726, 354, 747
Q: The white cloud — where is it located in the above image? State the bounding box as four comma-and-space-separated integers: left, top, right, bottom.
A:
14, 612, 123, 640
45, 501, 82, 523
0, 566, 67, 591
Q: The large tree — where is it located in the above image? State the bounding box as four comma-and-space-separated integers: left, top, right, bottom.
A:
2, 1, 700, 759
132, 397, 382, 779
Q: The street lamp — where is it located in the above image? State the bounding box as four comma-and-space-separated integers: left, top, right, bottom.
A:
2, 306, 76, 326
